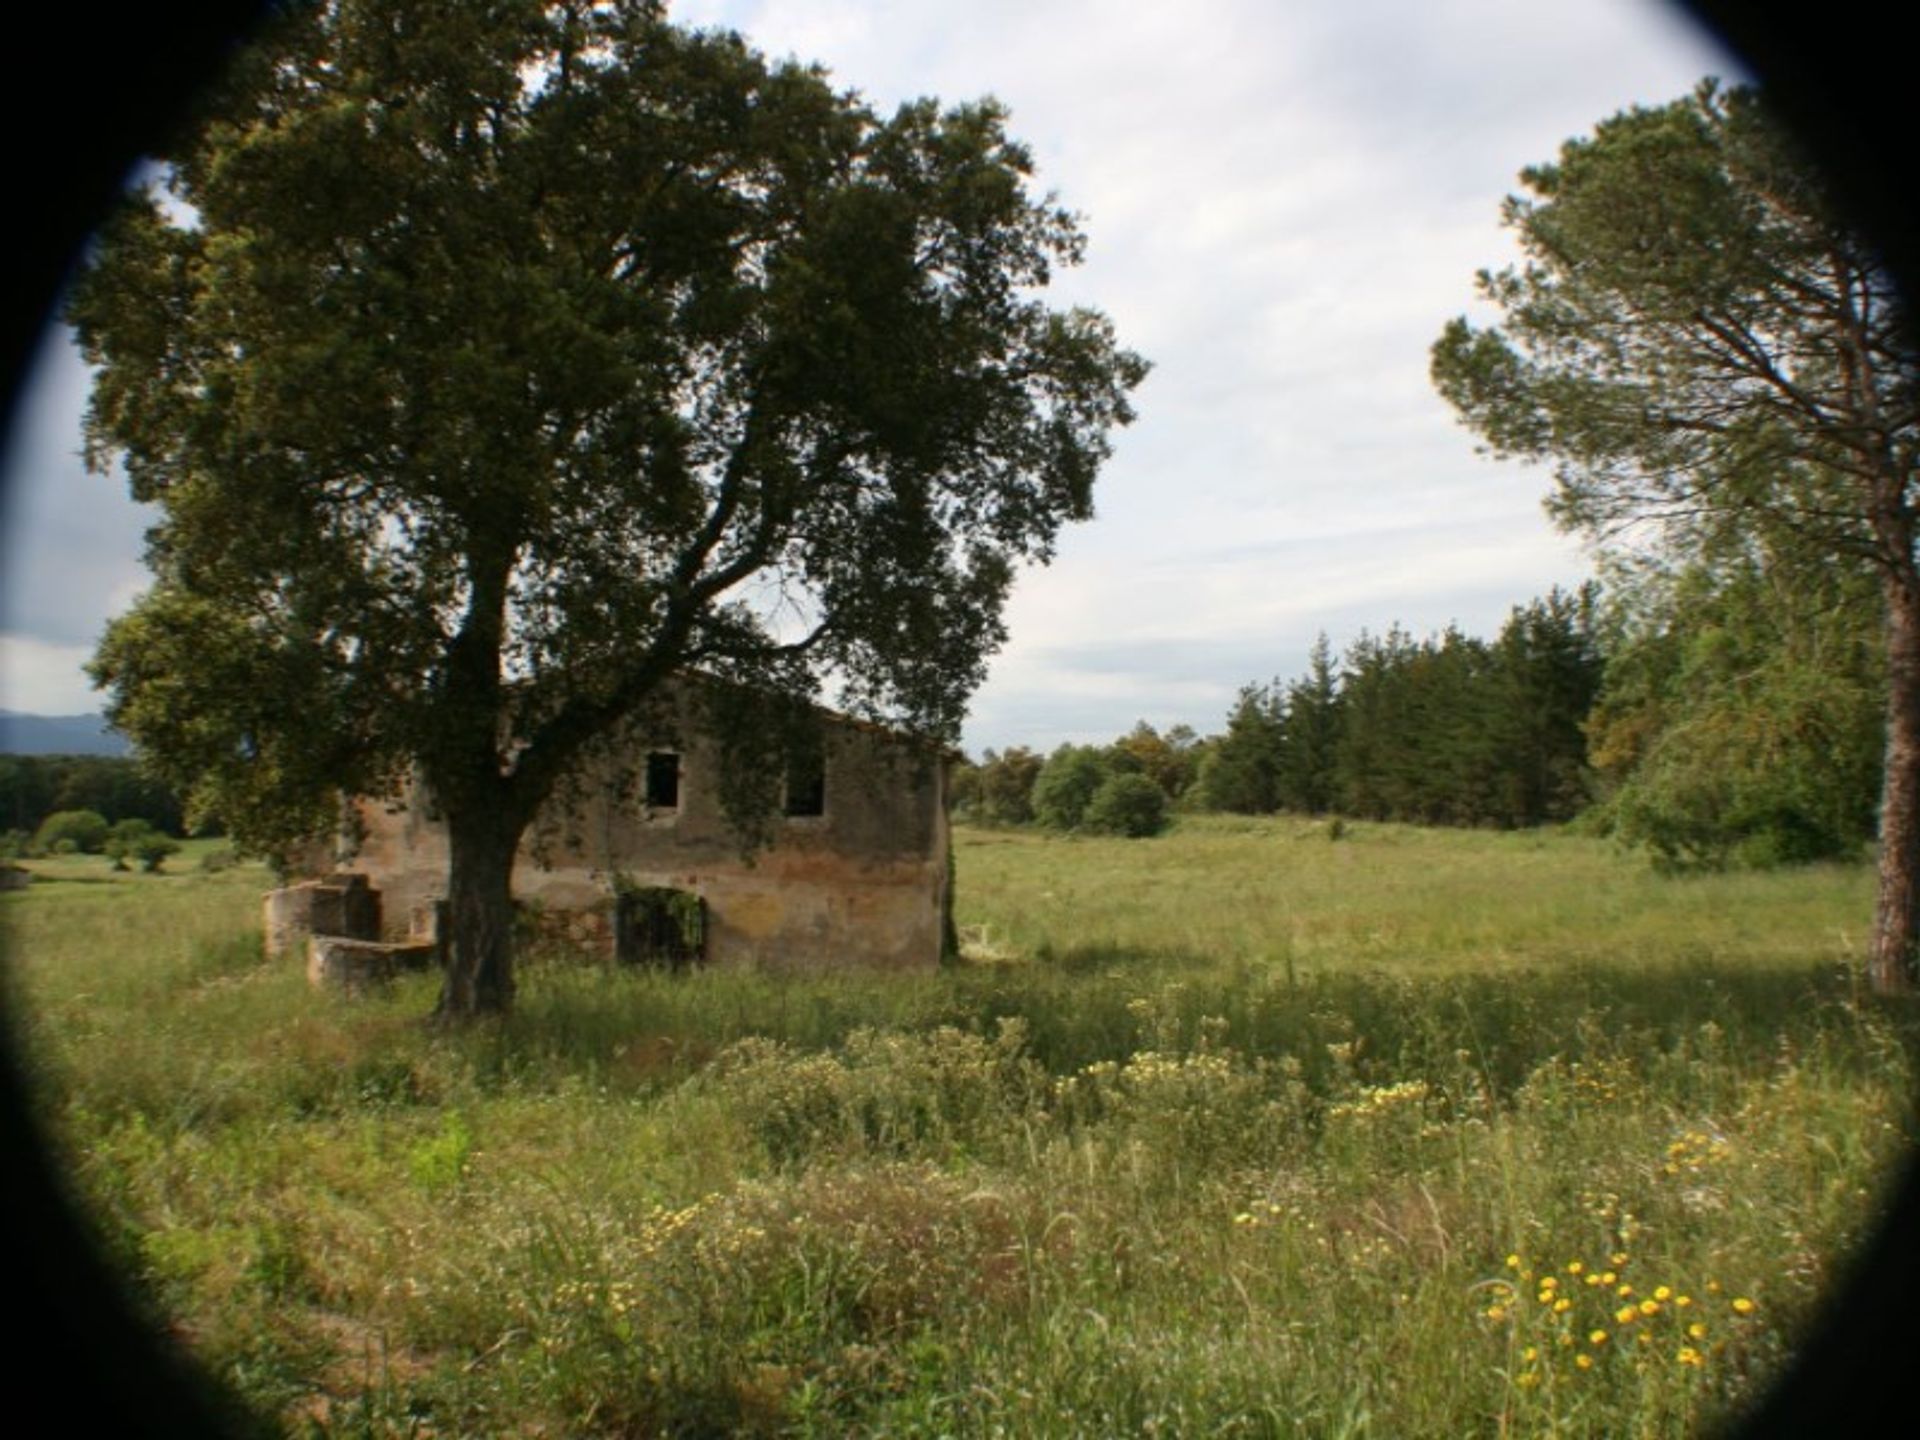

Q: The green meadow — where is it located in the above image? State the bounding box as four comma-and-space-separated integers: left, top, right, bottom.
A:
3, 820, 1913, 1436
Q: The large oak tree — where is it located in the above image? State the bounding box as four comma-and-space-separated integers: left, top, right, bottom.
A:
73, 0, 1146, 1016
1432, 81, 1919, 992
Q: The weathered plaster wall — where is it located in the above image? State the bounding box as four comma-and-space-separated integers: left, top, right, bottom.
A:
344, 712, 949, 971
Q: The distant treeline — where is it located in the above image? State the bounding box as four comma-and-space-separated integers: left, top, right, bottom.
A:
956, 589, 1603, 835
0, 754, 196, 838
956, 577, 1884, 868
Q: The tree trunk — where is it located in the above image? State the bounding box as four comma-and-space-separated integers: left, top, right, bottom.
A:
1870, 573, 1920, 994
436, 803, 523, 1019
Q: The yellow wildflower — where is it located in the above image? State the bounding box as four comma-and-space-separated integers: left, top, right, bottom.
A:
1567, 1261, 1584, 1275
1677, 1346, 1704, 1368
1590, 1330, 1608, 1346
1731, 1297, 1756, 1315
1640, 1299, 1660, 1316
1654, 1286, 1672, 1301
1575, 1354, 1594, 1370
1688, 1323, 1708, 1340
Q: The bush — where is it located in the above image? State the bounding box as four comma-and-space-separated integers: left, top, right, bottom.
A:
101, 817, 183, 873
104, 817, 152, 870
33, 809, 111, 855
1082, 773, 1169, 837
131, 831, 183, 873
1031, 745, 1112, 830
974, 747, 1045, 825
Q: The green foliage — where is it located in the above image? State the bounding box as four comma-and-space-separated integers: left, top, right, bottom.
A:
72, 0, 1145, 1012
408, 1111, 475, 1195
1278, 635, 1342, 814
1109, 720, 1202, 801
1186, 595, 1600, 830
962, 732, 1192, 831
1486, 588, 1605, 824
1430, 80, 1908, 575
969, 746, 1046, 826
1030, 744, 1111, 830
131, 831, 184, 874
103, 817, 150, 871
1195, 683, 1284, 813
946, 757, 982, 815
0, 754, 189, 837
1080, 771, 1170, 837
1329, 601, 1603, 828
1429, 80, 1918, 975
1588, 560, 1882, 869
1334, 624, 1454, 821
33, 808, 111, 855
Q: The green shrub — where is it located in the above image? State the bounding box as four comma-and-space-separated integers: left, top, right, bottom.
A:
1082, 773, 1169, 837
131, 831, 183, 873
104, 818, 153, 871
100, 819, 183, 873
33, 808, 111, 855
1031, 745, 1112, 830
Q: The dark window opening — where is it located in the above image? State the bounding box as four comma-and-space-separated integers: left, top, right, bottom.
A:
615, 886, 705, 970
784, 748, 826, 817
645, 751, 680, 810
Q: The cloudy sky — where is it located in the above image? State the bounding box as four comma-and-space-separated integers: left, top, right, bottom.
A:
0, 0, 1737, 754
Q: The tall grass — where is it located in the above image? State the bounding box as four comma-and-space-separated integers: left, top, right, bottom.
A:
2, 820, 1911, 1435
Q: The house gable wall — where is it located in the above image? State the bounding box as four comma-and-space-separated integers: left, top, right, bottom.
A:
340, 702, 949, 971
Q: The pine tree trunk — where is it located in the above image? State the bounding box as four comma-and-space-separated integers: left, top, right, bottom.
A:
1870, 573, 1920, 994
436, 805, 522, 1018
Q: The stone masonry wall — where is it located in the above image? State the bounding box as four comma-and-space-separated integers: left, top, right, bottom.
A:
335, 702, 949, 972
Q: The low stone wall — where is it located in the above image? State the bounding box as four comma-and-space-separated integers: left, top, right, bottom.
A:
307, 935, 437, 993
517, 899, 616, 959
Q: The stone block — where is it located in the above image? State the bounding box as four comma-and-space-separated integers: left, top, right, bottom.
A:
307, 935, 438, 993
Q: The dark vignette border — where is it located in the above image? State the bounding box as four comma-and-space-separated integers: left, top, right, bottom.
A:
1, 3, 1911, 1432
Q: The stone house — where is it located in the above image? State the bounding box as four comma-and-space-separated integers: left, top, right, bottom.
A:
267, 691, 953, 977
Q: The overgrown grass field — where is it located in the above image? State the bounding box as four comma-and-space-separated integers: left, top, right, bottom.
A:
3, 819, 1913, 1436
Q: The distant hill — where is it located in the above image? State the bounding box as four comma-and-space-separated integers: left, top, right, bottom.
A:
0, 711, 131, 757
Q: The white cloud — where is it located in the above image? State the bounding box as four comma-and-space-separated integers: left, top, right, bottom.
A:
0, 633, 105, 714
